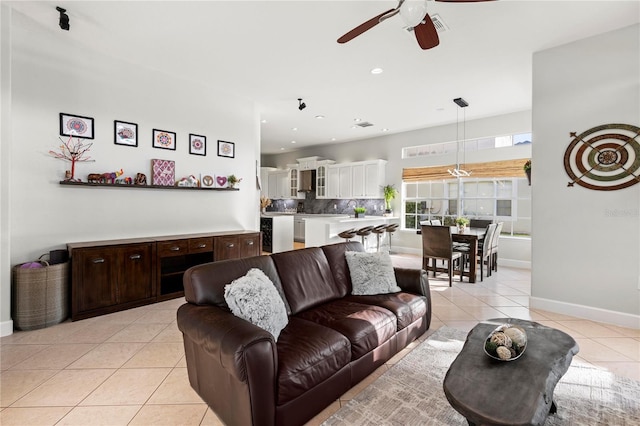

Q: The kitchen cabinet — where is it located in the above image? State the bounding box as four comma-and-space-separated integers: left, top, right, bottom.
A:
288, 167, 303, 199
296, 156, 320, 170
260, 167, 275, 198
268, 170, 289, 199
315, 160, 335, 199
68, 231, 261, 320
327, 164, 352, 198
69, 241, 155, 321
326, 160, 386, 199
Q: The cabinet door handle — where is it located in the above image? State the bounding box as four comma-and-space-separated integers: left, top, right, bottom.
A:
129, 254, 141, 260
227, 243, 235, 248
92, 258, 105, 264
197, 243, 207, 248
170, 246, 181, 251
247, 240, 254, 245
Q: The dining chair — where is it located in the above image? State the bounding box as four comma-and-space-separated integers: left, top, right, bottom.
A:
491, 222, 504, 272
477, 223, 497, 281
469, 219, 492, 229
419, 220, 432, 226
430, 219, 442, 226
421, 225, 463, 287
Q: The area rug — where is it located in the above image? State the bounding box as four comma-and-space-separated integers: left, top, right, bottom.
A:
322, 327, 640, 426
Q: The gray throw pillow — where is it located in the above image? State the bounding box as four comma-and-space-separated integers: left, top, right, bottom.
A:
224, 268, 289, 341
345, 251, 401, 295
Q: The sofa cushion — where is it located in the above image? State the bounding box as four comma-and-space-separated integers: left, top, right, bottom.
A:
184, 255, 292, 315
271, 247, 341, 315
296, 300, 397, 360
345, 251, 401, 295
320, 241, 364, 294
277, 318, 351, 405
224, 268, 289, 341
346, 292, 428, 330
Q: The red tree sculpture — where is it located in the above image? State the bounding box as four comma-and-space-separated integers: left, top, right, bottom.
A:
49, 136, 94, 181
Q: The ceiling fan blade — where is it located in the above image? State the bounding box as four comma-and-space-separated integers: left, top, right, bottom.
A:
337, 8, 396, 44
414, 14, 440, 50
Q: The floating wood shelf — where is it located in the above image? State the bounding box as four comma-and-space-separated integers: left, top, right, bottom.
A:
59, 181, 239, 191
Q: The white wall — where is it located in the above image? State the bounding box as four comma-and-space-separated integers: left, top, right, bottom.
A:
531, 24, 640, 328
0, 9, 261, 335
264, 110, 532, 263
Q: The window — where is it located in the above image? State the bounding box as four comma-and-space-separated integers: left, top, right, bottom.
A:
403, 178, 531, 237
402, 132, 532, 159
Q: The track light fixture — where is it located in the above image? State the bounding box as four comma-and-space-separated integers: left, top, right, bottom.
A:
56, 6, 70, 31
298, 98, 306, 111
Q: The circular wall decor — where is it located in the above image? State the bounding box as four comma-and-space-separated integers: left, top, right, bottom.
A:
564, 123, 640, 190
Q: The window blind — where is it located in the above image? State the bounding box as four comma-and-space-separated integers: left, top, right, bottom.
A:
402, 158, 530, 182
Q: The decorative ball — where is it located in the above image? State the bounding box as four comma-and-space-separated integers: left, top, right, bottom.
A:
490, 332, 512, 348
504, 327, 527, 347
496, 346, 512, 360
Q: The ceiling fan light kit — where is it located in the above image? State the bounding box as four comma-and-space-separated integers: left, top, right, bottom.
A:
337, 0, 494, 50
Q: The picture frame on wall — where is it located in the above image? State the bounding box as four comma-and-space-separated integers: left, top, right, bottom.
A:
218, 140, 235, 158
114, 120, 138, 147
189, 134, 206, 156
152, 129, 176, 151
60, 113, 94, 139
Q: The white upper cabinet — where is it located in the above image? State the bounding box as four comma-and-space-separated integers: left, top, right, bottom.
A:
296, 156, 321, 170
268, 170, 289, 199
327, 160, 386, 199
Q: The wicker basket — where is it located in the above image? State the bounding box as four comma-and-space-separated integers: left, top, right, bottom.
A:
12, 259, 69, 331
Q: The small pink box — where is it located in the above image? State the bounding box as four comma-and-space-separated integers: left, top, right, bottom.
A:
152, 159, 175, 186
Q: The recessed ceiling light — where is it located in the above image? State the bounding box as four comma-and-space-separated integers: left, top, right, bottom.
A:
351, 125, 358, 129
354, 118, 362, 122
261, 119, 267, 123
382, 128, 389, 132
315, 115, 325, 119
280, 147, 285, 151
331, 138, 336, 141
291, 127, 298, 131
291, 140, 296, 144
370, 67, 383, 75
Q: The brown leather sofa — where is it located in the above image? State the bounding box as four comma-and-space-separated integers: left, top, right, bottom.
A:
177, 241, 431, 426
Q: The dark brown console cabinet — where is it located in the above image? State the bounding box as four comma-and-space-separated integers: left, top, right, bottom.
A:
68, 231, 261, 320
69, 240, 156, 321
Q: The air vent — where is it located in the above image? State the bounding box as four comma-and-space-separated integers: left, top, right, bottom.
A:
355, 122, 374, 128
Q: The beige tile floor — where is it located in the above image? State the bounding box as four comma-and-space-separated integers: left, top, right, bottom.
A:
2, 257, 639, 425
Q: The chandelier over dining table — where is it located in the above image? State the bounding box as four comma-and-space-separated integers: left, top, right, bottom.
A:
448, 97, 471, 178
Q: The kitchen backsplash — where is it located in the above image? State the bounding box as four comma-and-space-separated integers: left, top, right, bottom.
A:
267, 191, 385, 215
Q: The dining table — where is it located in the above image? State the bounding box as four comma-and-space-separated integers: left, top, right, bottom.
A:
417, 226, 486, 283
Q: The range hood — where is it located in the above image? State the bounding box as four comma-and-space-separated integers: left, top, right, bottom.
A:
298, 170, 316, 192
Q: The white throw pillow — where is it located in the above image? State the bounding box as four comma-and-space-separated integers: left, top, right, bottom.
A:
224, 268, 289, 341
345, 251, 401, 295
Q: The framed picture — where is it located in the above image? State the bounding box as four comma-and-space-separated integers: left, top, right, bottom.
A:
218, 140, 235, 158
114, 120, 138, 147
189, 134, 207, 156
200, 172, 215, 188
151, 159, 175, 186
60, 113, 94, 139
153, 129, 176, 150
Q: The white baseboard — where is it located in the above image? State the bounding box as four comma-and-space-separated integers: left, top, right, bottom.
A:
1, 319, 13, 337
530, 297, 640, 330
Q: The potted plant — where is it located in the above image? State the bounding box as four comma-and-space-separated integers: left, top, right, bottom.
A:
354, 206, 366, 218
227, 174, 242, 188
523, 160, 531, 186
382, 184, 398, 215
455, 216, 470, 232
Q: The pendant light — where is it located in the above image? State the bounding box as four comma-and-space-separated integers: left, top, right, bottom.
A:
447, 97, 471, 178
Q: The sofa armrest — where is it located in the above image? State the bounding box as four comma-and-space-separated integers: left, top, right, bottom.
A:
394, 267, 430, 297
177, 303, 277, 382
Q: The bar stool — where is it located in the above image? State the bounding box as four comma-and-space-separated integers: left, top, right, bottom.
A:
356, 226, 374, 251
385, 223, 399, 253
372, 224, 387, 252
338, 228, 357, 242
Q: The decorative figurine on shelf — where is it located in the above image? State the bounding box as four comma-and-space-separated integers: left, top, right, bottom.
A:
98, 169, 124, 184
87, 173, 101, 183
49, 135, 94, 181
228, 174, 242, 188
177, 175, 199, 187
124, 176, 133, 185
135, 173, 147, 185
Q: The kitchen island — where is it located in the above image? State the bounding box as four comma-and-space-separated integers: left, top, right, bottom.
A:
304, 215, 400, 251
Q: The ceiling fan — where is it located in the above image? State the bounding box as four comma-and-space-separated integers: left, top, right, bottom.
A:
337, 0, 494, 50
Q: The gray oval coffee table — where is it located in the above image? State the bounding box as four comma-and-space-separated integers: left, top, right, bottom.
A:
443, 318, 579, 426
